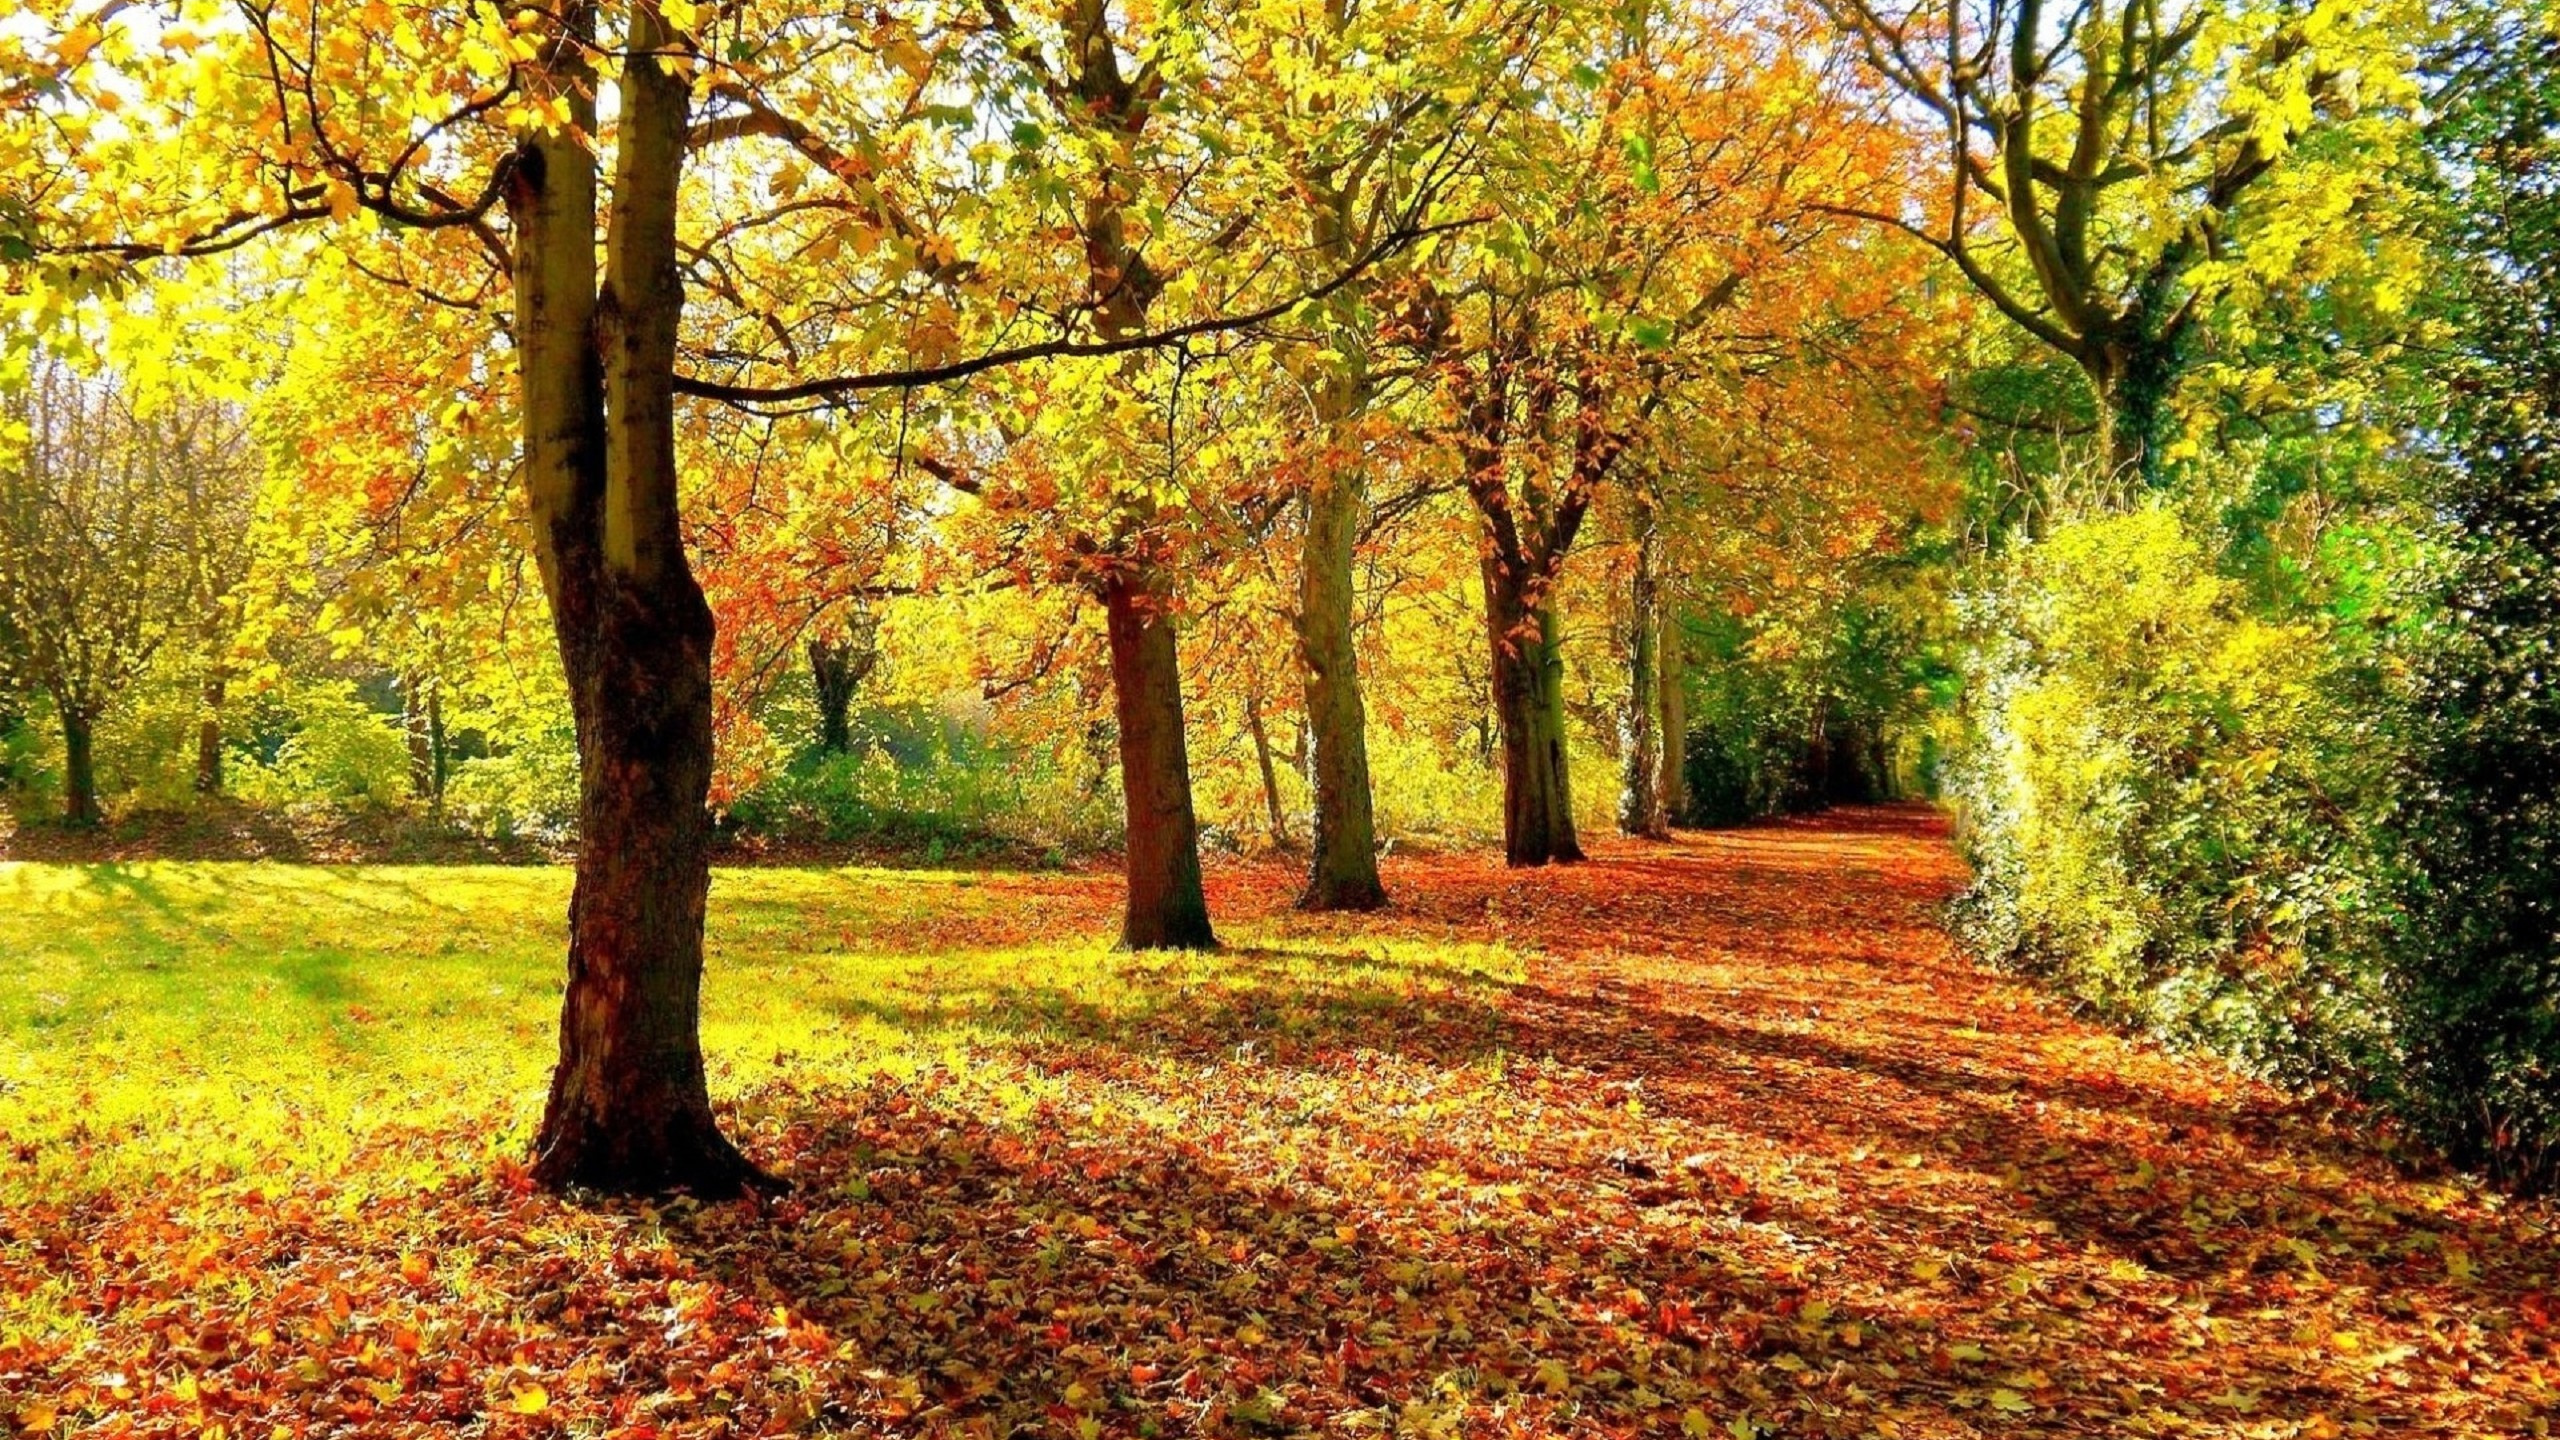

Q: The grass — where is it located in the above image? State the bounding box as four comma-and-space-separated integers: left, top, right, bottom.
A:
0, 859, 1521, 1202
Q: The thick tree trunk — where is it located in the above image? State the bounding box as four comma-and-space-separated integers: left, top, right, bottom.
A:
509, 10, 759, 1197
58, 702, 97, 828
2090, 316, 2180, 487
194, 672, 225, 796
1295, 454, 1386, 910
1486, 561, 1582, 866
1102, 572, 1216, 950
537, 563, 742, 1193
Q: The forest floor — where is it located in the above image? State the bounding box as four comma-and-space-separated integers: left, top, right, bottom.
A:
2, 806, 2554, 1438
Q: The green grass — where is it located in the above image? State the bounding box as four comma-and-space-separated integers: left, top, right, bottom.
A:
0, 861, 1522, 1200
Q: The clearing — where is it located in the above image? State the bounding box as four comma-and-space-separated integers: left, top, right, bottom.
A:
2, 807, 2552, 1437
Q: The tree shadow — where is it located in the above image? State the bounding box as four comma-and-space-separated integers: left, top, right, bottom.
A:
824, 943, 1515, 1068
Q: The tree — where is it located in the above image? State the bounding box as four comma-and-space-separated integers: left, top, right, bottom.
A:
1005, 0, 1219, 951
0, 361, 241, 825
808, 609, 882, 755
166, 397, 258, 795
1236, 0, 1532, 908
1618, 474, 1683, 838
9, 0, 1440, 1187
1417, 0, 1908, 865
1816, 0, 2424, 479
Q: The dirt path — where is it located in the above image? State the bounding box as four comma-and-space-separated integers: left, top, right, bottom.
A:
6, 806, 2554, 1438
1342, 806, 2560, 1436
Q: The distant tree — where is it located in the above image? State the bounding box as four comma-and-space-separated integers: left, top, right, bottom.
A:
0, 362, 227, 824
808, 608, 881, 755
1817, 0, 2424, 480
163, 400, 258, 795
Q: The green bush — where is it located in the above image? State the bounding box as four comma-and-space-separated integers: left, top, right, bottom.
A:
2382, 19, 2560, 1191
725, 717, 1116, 854
1948, 502, 2396, 1082
445, 725, 582, 842
231, 681, 413, 809
93, 668, 212, 808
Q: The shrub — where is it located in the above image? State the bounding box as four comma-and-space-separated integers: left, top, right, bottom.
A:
724, 717, 1117, 854
1948, 502, 2396, 1082
2382, 20, 2560, 1189
445, 725, 583, 842
230, 681, 414, 809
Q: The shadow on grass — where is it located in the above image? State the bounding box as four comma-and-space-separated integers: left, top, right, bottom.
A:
826, 944, 1516, 1067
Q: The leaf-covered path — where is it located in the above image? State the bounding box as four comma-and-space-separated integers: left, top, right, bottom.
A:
6, 807, 2556, 1437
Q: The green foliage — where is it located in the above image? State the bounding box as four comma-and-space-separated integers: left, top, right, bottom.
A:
443, 724, 582, 842
2383, 5, 2560, 1192
1679, 586, 1950, 827
725, 718, 1116, 855
1949, 501, 2397, 1081
230, 680, 412, 809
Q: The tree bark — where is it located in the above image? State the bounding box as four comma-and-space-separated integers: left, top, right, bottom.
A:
1486, 559, 1582, 866
402, 673, 446, 805
810, 641, 857, 753
59, 701, 98, 828
1244, 690, 1291, 851
509, 6, 760, 1197
1295, 452, 1387, 909
1657, 610, 1686, 825
194, 672, 225, 796
1620, 506, 1667, 839
807, 617, 876, 755
1102, 572, 1216, 950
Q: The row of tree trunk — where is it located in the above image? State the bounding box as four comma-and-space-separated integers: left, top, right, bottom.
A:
433, 0, 1681, 1194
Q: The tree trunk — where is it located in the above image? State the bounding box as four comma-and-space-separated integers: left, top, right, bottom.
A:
1295, 454, 1387, 909
810, 640, 857, 753
402, 673, 447, 804
194, 672, 225, 796
1244, 691, 1291, 850
807, 615, 877, 756
1620, 508, 1667, 839
1657, 610, 1685, 826
2090, 315, 2181, 487
1486, 560, 1582, 866
1102, 571, 1216, 950
510, 9, 760, 1197
59, 701, 98, 828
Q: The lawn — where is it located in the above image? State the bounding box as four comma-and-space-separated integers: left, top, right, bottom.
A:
0, 858, 1517, 1200
4, 811, 2556, 1438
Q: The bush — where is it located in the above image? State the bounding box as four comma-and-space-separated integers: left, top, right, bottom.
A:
93, 667, 213, 808
2382, 22, 2560, 1189
724, 717, 1116, 854
445, 725, 583, 842
1948, 502, 2396, 1082
230, 681, 414, 810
